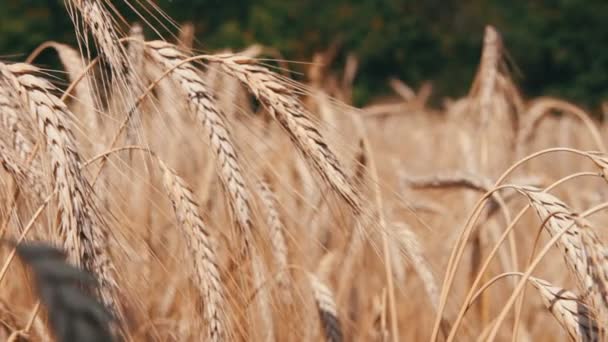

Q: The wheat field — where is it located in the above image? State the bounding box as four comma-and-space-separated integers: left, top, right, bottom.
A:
0, 2, 607, 341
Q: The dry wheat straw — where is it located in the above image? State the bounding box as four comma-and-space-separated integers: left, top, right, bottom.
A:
0, 300, 16, 340
0, 62, 119, 313
0, 85, 46, 198
145, 40, 254, 252
158, 160, 226, 341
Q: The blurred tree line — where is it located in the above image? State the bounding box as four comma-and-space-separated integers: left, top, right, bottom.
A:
1, 0, 606, 108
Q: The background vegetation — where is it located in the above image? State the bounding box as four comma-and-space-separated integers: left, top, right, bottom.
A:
1, 0, 606, 107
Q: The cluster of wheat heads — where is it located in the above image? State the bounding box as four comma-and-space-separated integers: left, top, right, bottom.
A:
1, 1, 608, 341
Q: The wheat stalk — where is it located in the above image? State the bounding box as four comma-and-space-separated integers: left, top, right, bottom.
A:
0, 139, 46, 202
517, 98, 606, 158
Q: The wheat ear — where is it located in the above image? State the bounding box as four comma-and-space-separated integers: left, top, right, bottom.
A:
529, 277, 600, 341
158, 160, 227, 341
0, 85, 37, 162
204, 54, 363, 215
145, 41, 254, 252
28, 42, 98, 132
517, 186, 608, 325
257, 180, 291, 301
0, 63, 120, 314
393, 222, 440, 310
67, 0, 126, 73
251, 252, 275, 341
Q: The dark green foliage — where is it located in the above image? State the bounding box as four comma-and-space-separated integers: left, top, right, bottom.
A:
1, 0, 606, 107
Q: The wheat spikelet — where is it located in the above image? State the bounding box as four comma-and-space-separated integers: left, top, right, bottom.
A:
158, 160, 226, 341
516, 186, 608, 325
0, 84, 46, 200
0, 63, 120, 314
0, 85, 37, 162
529, 277, 600, 341
0, 139, 46, 201
205, 54, 363, 215
257, 179, 291, 301
308, 272, 343, 342
145, 41, 254, 253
